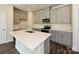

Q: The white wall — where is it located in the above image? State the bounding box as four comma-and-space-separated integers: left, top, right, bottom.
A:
72, 4, 79, 51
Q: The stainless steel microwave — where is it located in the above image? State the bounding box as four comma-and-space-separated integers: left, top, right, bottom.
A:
42, 18, 50, 23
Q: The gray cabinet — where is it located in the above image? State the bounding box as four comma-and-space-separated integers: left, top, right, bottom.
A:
33, 28, 72, 47
44, 38, 50, 54
50, 30, 63, 44
50, 30, 56, 42
55, 31, 63, 44
62, 32, 72, 47
50, 30, 72, 47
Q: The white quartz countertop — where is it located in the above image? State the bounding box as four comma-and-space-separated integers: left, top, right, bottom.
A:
9, 30, 51, 50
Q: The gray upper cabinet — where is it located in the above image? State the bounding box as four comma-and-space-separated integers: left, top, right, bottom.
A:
51, 5, 71, 24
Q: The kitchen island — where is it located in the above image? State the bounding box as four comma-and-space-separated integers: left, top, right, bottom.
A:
9, 30, 51, 54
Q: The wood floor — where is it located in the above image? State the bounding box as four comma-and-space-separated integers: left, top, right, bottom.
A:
2, 48, 19, 54
50, 40, 79, 54
0, 41, 19, 54
0, 40, 79, 54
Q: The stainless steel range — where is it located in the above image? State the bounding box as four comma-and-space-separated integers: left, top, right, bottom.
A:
41, 25, 51, 33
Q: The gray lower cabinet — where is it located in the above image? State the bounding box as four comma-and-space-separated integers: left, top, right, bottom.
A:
50, 30, 63, 44
50, 30, 72, 47
44, 38, 50, 54
55, 31, 63, 44
50, 30, 56, 42
33, 28, 72, 47
62, 32, 72, 47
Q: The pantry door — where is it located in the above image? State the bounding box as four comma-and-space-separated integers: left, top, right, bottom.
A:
0, 12, 2, 44
0, 11, 7, 44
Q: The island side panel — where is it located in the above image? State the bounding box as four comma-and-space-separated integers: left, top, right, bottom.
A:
44, 37, 50, 54
15, 39, 45, 54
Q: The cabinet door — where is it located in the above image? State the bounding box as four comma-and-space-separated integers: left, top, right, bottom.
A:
0, 12, 6, 44
34, 14, 38, 24
62, 32, 72, 46
2, 12, 7, 43
56, 5, 71, 24
34, 8, 49, 24
44, 39, 50, 54
0, 13, 2, 44
50, 30, 56, 42
55, 31, 63, 44
50, 9, 57, 24
34, 14, 42, 24
62, 5, 71, 24
56, 7, 63, 23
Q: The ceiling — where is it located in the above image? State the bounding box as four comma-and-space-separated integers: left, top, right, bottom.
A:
14, 4, 60, 12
